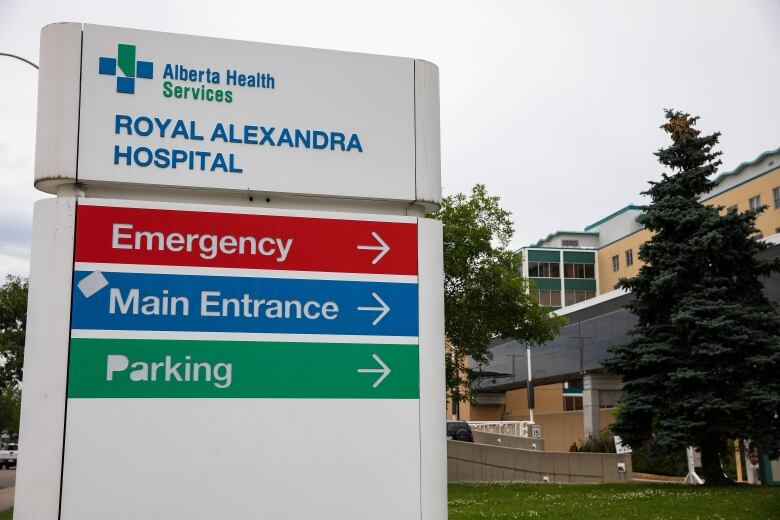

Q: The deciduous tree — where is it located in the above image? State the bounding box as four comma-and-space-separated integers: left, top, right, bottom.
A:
431, 185, 564, 409
0, 276, 27, 389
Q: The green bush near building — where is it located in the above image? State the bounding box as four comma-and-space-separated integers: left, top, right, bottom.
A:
448, 482, 780, 519
580, 429, 689, 477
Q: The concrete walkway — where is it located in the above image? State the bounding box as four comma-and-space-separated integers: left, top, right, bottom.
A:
0, 469, 15, 512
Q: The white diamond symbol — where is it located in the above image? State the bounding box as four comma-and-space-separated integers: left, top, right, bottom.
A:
77, 271, 109, 298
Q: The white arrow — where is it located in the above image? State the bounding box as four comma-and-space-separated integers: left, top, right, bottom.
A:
357, 292, 390, 325
357, 354, 391, 388
357, 231, 390, 264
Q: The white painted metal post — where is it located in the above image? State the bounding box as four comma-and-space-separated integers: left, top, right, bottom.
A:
682, 447, 704, 485
527, 345, 534, 423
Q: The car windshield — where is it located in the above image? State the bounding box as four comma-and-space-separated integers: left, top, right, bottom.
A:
5, 444, 17, 450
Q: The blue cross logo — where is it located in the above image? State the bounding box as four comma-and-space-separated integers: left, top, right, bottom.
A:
98, 43, 153, 94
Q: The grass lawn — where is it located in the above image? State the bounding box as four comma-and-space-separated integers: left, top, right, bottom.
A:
1, 485, 777, 519
448, 482, 780, 519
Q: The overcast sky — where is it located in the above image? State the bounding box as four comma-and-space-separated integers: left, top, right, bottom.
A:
1, 0, 779, 279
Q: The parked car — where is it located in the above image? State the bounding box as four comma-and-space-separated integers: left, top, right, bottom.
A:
0, 443, 17, 469
446, 420, 473, 442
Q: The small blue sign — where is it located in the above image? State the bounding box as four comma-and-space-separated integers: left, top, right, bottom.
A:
71, 271, 419, 337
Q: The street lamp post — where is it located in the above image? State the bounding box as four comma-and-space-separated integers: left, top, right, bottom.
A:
0, 52, 39, 70
526, 345, 534, 423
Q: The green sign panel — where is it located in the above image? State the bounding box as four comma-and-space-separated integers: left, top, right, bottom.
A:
68, 338, 419, 399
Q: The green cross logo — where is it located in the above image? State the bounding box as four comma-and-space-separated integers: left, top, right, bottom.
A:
99, 44, 153, 94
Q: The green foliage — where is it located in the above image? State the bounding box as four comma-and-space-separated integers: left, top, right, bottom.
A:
430, 185, 565, 402
579, 430, 688, 477
605, 110, 780, 485
0, 276, 27, 389
579, 428, 617, 453
631, 440, 688, 477
0, 386, 20, 437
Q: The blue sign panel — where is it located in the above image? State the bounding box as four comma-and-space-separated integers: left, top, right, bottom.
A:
72, 270, 419, 337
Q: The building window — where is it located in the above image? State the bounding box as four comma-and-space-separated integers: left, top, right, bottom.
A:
535, 290, 561, 307
561, 239, 580, 247
749, 195, 761, 211
774, 187, 780, 209
564, 290, 596, 306
563, 395, 583, 411
611, 255, 619, 272
563, 263, 595, 279
625, 249, 633, 267
727, 205, 738, 213
528, 261, 560, 278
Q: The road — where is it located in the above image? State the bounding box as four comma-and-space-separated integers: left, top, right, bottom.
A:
0, 469, 15, 512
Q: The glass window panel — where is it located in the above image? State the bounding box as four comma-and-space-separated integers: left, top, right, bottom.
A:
612, 255, 619, 272
774, 187, 780, 209
529, 262, 539, 277
563, 263, 574, 278
584, 264, 595, 278
550, 290, 561, 307
549, 262, 560, 278
565, 290, 576, 306
749, 196, 761, 210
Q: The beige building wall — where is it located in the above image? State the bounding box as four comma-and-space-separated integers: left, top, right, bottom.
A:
461, 402, 503, 421
504, 384, 564, 417
531, 409, 617, 452
705, 166, 780, 238
452, 383, 566, 422
596, 167, 780, 292
597, 229, 652, 292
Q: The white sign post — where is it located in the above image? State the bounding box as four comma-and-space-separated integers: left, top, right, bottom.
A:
17, 23, 444, 520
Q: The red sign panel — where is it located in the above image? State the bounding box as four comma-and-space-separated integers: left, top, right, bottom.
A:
75, 203, 418, 275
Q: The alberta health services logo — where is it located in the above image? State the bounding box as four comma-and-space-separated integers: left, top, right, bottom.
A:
100, 41, 363, 175
99, 44, 153, 94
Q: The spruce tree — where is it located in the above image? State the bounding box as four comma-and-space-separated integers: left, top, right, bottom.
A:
606, 110, 780, 485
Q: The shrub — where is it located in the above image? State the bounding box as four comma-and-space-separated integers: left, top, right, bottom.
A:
579, 428, 689, 476
580, 429, 616, 453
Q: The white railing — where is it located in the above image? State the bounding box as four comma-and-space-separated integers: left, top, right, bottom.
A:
467, 421, 541, 438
